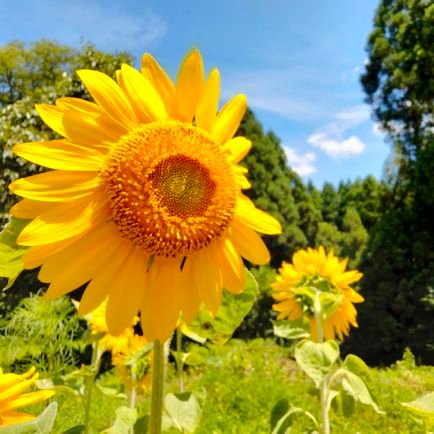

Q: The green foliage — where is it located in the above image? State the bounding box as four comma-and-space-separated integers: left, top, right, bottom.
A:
184, 270, 258, 346
0, 294, 83, 376
270, 399, 318, 434
351, 0, 434, 364
0, 402, 57, 434
164, 392, 204, 433
0, 216, 28, 288
294, 340, 339, 388
101, 406, 137, 434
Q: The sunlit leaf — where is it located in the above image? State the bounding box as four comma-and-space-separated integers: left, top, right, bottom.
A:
0, 402, 57, 434
272, 319, 310, 340
0, 217, 29, 289
294, 340, 339, 387
164, 392, 204, 433
401, 392, 434, 418
101, 406, 137, 434
185, 270, 258, 345
270, 399, 318, 434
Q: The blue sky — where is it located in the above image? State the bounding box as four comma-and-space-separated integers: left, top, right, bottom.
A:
1, 0, 390, 187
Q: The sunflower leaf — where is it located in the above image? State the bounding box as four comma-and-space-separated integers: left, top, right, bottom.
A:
401, 392, 434, 418
184, 269, 258, 345
0, 217, 29, 289
101, 406, 137, 434
164, 392, 204, 433
0, 402, 57, 433
272, 318, 310, 340
295, 340, 339, 387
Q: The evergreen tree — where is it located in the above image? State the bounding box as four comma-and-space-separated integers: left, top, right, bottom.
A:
346, 0, 434, 364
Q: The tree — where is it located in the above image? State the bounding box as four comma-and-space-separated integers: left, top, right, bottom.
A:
346, 0, 434, 364
237, 110, 311, 267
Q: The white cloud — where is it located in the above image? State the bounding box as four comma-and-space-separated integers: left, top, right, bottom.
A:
283, 147, 317, 175
306, 105, 369, 159
307, 134, 365, 158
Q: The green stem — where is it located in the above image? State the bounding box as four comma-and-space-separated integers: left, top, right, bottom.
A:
84, 341, 101, 434
314, 291, 330, 434
176, 327, 185, 393
149, 339, 165, 434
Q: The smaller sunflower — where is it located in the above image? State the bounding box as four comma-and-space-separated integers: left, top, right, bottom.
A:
272, 246, 364, 341
0, 366, 54, 426
77, 299, 137, 354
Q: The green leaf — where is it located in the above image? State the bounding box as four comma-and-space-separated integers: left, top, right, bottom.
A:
0, 402, 57, 434
0, 217, 29, 289
164, 392, 203, 433
101, 406, 137, 434
401, 392, 434, 418
185, 270, 258, 345
331, 368, 384, 414
294, 340, 339, 387
318, 292, 344, 318
330, 390, 355, 418
343, 354, 379, 404
182, 345, 209, 366
61, 426, 85, 434
270, 398, 290, 431
272, 319, 310, 340
96, 384, 127, 399
269, 400, 318, 434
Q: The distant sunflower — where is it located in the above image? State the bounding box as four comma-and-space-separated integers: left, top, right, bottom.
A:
10, 49, 281, 342
0, 366, 54, 426
272, 246, 364, 341
77, 299, 136, 354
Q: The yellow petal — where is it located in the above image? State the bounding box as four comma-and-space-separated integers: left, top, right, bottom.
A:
192, 244, 222, 315
141, 257, 182, 342
178, 262, 201, 323
217, 238, 246, 294
120, 64, 167, 122
176, 49, 205, 122
10, 199, 54, 219
17, 192, 109, 246
78, 241, 133, 316
222, 137, 252, 163
36, 104, 121, 146
195, 68, 220, 132
0, 410, 35, 426
106, 248, 148, 335
230, 217, 270, 264
0, 390, 55, 412
211, 94, 247, 144
10, 171, 101, 202
141, 53, 176, 115
76, 70, 139, 129
13, 140, 105, 171
234, 197, 281, 235
42, 225, 124, 299
23, 235, 83, 269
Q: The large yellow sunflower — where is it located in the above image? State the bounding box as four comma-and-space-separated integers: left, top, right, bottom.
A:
0, 366, 54, 426
272, 246, 364, 341
9, 49, 281, 342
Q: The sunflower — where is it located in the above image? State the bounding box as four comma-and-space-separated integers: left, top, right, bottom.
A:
76, 299, 137, 354
9, 49, 281, 342
272, 246, 364, 341
0, 366, 54, 426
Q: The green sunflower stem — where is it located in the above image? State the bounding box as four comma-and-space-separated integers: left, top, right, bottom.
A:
149, 339, 165, 434
314, 291, 330, 434
84, 341, 102, 434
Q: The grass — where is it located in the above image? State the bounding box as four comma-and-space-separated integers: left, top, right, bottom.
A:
39, 340, 433, 433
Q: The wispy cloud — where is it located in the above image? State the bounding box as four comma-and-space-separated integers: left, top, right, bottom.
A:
4, 0, 167, 52
307, 105, 369, 158
221, 67, 355, 122
283, 146, 317, 175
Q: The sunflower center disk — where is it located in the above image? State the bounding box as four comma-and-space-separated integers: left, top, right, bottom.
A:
103, 121, 238, 257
